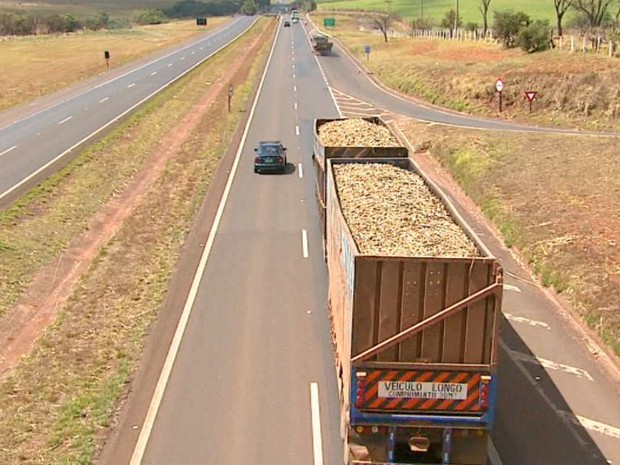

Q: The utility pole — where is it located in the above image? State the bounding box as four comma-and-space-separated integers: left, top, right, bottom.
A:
454, 0, 459, 35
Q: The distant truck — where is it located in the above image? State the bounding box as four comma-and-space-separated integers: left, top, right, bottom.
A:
311, 34, 333, 55
316, 118, 503, 465
291, 8, 300, 23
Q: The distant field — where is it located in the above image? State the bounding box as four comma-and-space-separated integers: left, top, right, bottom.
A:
316, 0, 560, 24
0, 18, 230, 111
0, 0, 175, 19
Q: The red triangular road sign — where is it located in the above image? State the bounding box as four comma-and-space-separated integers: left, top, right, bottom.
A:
524, 91, 537, 102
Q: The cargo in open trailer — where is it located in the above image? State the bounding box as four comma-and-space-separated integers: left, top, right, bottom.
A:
312, 117, 408, 256
325, 158, 503, 465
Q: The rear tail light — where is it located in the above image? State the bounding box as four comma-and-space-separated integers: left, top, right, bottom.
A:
355, 372, 367, 409
278, 156, 284, 164
254, 156, 261, 163
479, 375, 491, 410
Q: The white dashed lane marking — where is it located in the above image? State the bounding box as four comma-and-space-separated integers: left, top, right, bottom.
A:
0, 145, 17, 157
505, 314, 551, 330
511, 350, 594, 381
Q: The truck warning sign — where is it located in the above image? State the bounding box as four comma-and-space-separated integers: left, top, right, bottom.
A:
378, 381, 468, 400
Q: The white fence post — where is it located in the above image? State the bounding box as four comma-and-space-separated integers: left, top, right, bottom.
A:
570, 35, 575, 52
582, 36, 587, 53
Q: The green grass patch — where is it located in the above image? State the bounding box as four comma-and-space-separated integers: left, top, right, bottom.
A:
317, 0, 560, 24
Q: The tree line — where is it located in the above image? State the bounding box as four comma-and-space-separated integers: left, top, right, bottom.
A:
0, 0, 266, 36
391, 0, 620, 53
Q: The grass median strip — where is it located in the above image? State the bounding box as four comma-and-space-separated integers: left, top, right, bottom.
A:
0, 17, 274, 464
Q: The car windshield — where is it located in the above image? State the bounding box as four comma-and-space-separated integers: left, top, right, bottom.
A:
260, 145, 281, 155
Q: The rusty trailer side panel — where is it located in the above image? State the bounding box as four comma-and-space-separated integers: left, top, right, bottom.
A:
325, 158, 503, 417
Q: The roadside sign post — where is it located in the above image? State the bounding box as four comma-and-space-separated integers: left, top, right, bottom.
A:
323, 18, 336, 27
104, 50, 110, 69
524, 90, 537, 113
364, 45, 371, 61
228, 84, 233, 113
495, 78, 504, 112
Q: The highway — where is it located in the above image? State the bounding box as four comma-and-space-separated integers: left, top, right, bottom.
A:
0, 15, 257, 205
95, 18, 620, 465
1, 13, 618, 465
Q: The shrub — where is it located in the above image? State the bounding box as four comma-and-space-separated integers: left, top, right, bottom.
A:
493, 10, 531, 48
518, 20, 551, 53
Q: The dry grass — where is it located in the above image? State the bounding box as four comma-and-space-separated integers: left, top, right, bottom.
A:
0, 17, 274, 464
0, 18, 230, 111
312, 12, 620, 130
399, 119, 620, 355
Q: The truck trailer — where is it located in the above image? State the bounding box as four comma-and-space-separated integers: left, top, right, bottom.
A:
324, 156, 503, 465
312, 117, 409, 256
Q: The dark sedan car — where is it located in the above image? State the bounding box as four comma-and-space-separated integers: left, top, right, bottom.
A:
254, 141, 287, 174
283, 20, 290, 27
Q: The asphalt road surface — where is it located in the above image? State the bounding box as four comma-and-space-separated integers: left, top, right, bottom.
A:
0, 15, 257, 205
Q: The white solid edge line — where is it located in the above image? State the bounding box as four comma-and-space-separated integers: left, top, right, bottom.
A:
310, 382, 324, 465
128, 18, 281, 465
0, 145, 17, 158
487, 438, 503, 465
298, 163, 303, 178
0, 18, 249, 133
0, 18, 259, 203
302, 229, 309, 258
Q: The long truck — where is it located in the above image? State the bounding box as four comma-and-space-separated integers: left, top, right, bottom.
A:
322, 153, 503, 464
311, 34, 334, 55
312, 117, 409, 255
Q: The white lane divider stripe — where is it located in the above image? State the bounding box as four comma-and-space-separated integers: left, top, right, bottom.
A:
505, 314, 551, 330
294, 102, 298, 110
151, 71, 158, 76
571, 413, 620, 439
302, 230, 309, 258
168, 63, 173, 67
511, 351, 594, 381
0, 145, 17, 157
128, 83, 136, 88
58, 116, 72, 125
310, 383, 324, 465
293, 85, 297, 92
295, 125, 300, 136
99, 97, 109, 103
298, 163, 303, 178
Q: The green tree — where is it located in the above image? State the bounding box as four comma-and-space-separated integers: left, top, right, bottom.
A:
440, 9, 462, 37
135, 9, 168, 24
493, 10, 531, 47
574, 0, 613, 28
518, 19, 552, 52
240, 0, 258, 14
